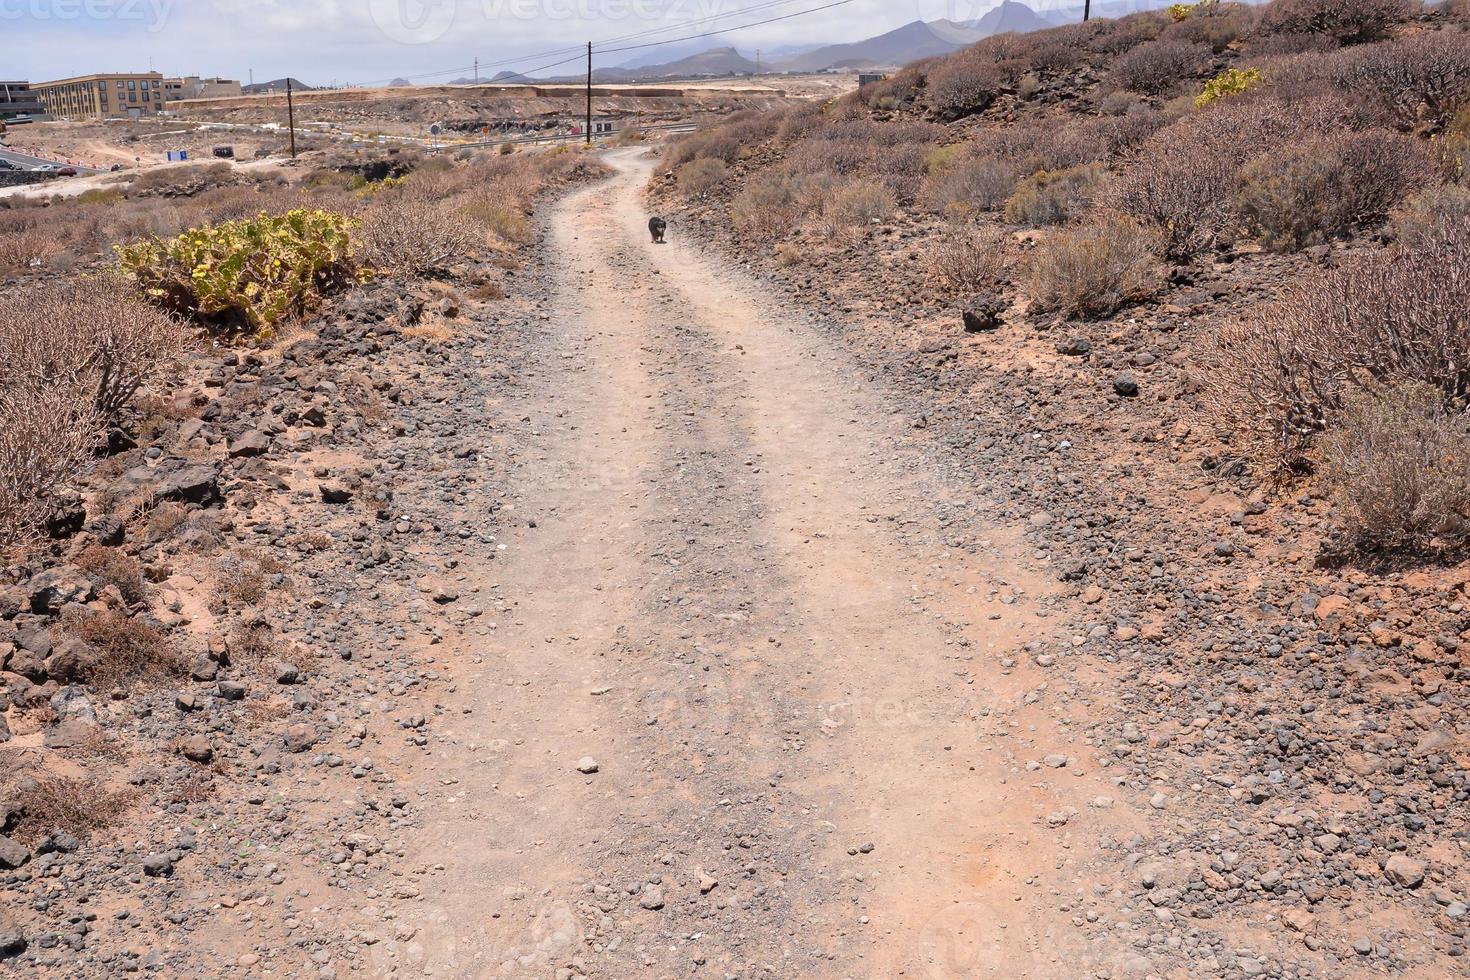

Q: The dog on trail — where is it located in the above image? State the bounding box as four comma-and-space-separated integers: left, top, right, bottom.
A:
648, 217, 667, 244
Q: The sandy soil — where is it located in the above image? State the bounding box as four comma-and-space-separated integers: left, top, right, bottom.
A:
322, 147, 1138, 978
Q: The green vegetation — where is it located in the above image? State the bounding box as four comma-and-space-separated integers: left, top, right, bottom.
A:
115, 209, 357, 335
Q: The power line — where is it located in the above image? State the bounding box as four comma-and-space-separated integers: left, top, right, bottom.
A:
599, 0, 856, 55
351, 0, 840, 88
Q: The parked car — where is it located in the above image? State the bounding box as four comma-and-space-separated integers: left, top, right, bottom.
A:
212, 145, 235, 159
56, 166, 77, 176
35, 164, 57, 172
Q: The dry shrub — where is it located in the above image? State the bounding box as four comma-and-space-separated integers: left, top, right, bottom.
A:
1260, 0, 1410, 44
358, 193, 478, 275
921, 155, 1017, 217
1391, 183, 1470, 247
1110, 95, 1361, 256
0, 389, 95, 550
0, 278, 185, 421
813, 182, 896, 241
227, 621, 280, 664
462, 192, 531, 244
676, 157, 728, 199
1112, 39, 1212, 95
731, 175, 803, 242
1025, 215, 1162, 319
1004, 164, 1107, 228
1326, 33, 1470, 131
63, 607, 186, 686
216, 548, 286, 607
7, 775, 136, 844
1198, 232, 1470, 471
1234, 129, 1435, 250
1322, 384, 1470, 553
73, 545, 149, 606
931, 226, 1010, 293
926, 54, 1007, 121
466, 281, 507, 302
0, 227, 59, 273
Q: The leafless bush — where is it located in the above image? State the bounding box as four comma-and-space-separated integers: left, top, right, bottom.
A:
0, 388, 96, 550
1110, 95, 1362, 256
6, 775, 136, 844
1004, 164, 1108, 228
358, 193, 478, 274
1260, 0, 1410, 44
1234, 128, 1435, 250
676, 158, 728, 199
1197, 231, 1470, 471
1391, 183, 1470, 247
1112, 39, 1212, 95
1162, 3, 1258, 52
0, 279, 188, 421
0, 227, 58, 273
1327, 33, 1470, 131
926, 53, 1007, 121
61, 607, 186, 686
1025, 215, 1162, 319
1322, 384, 1470, 553
73, 545, 150, 606
930, 226, 1011, 293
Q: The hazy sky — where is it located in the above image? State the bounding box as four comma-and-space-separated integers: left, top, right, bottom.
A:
0, 0, 1082, 86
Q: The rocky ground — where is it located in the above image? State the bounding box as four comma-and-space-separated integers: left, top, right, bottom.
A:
654, 138, 1470, 975
1, 141, 1465, 980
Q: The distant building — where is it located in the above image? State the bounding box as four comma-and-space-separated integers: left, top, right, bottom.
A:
0, 81, 43, 118
34, 72, 165, 119
857, 73, 887, 88
163, 76, 243, 102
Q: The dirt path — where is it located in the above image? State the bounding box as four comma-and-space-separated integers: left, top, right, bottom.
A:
369, 149, 1139, 979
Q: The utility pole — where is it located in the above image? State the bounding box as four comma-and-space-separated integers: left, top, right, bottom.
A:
586, 41, 593, 147
286, 77, 297, 158
1083, 0, 1091, 20
474, 57, 479, 84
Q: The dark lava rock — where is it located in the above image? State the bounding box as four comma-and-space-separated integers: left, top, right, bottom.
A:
1057, 337, 1092, 357
1113, 373, 1140, 398
111, 458, 223, 508
962, 296, 1007, 333
320, 484, 354, 505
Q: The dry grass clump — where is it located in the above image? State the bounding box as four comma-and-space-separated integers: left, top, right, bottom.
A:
1322, 384, 1470, 553
1390, 183, 1470, 247
931, 226, 1011, 293
1025, 215, 1162, 319
73, 545, 150, 606
1198, 231, 1470, 473
920, 154, 1017, 217
675, 158, 728, 199
813, 181, 896, 240
61, 607, 186, 686
1234, 128, 1434, 251
1004, 164, 1108, 228
216, 548, 287, 607
731, 175, 804, 242
7, 775, 137, 844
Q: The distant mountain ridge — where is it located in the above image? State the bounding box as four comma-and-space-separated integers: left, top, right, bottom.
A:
244, 77, 312, 94
400, 0, 1195, 85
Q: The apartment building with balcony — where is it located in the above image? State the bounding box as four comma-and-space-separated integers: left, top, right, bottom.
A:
33, 72, 165, 120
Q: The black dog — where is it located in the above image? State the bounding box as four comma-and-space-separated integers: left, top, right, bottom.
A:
649, 217, 667, 244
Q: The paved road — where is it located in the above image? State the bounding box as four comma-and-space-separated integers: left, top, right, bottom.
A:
0, 145, 101, 173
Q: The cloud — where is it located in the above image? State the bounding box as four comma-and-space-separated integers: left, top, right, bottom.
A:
4, 0, 1014, 84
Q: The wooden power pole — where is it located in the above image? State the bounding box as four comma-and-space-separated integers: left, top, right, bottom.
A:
286, 77, 297, 158
1084, 0, 1091, 20
586, 42, 593, 146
